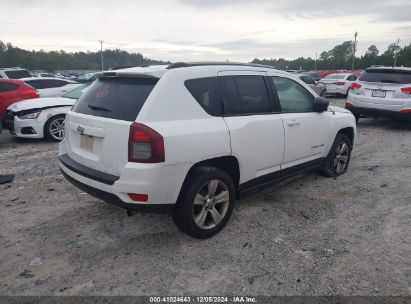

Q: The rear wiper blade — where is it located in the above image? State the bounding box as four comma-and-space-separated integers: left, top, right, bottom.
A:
87, 104, 111, 112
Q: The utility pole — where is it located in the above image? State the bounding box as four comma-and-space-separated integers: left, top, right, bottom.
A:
98, 40, 104, 71
314, 52, 317, 70
393, 38, 400, 67
351, 31, 358, 71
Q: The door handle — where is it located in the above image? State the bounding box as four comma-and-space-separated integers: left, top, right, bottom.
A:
287, 120, 300, 126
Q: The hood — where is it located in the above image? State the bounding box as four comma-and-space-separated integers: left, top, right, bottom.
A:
7, 97, 75, 112
329, 105, 351, 114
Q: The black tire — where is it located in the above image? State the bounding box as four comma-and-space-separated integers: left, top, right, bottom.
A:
173, 167, 236, 239
320, 134, 352, 177
354, 114, 360, 124
44, 114, 66, 142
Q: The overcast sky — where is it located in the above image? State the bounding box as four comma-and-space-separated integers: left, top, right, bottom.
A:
1, 0, 410, 62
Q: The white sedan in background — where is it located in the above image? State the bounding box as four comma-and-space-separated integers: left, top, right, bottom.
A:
5, 85, 88, 141
21, 77, 82, 98
320, 73, 357, 97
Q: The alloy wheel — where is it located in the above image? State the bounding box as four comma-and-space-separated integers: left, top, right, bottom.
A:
192, 179, 230, 230
49, 117, 65, 140
334, 141, 349, 174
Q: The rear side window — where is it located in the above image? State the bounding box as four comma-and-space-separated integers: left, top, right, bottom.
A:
271, 77, 314, 113
300, 76, 315, 85
185, 77, 220, 116
41, 79, 68, 88
220, 75, 271, 115
0, 82, 19, 92
72, 77, 158, 121
359, 69, 411, 84
25, 80, 44, 89
5, 70, 31, 79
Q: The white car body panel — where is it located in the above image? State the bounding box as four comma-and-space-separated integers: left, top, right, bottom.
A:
7, 97, 75, 139
59, 64, 356, 206
280, 112, 330, 168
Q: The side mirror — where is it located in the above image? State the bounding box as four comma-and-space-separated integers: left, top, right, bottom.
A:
313, 96, 329, 112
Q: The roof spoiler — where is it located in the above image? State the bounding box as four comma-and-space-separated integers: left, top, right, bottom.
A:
96, 71, 158, 79
166, 62, 277, 70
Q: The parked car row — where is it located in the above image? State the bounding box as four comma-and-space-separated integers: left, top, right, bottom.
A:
286, 70, 358, 97
1, 66, 98, 82
5, 84, 89, 141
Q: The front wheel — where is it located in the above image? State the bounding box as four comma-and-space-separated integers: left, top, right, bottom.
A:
321, 134, 352, 177
173, 167, 235, 239
44, 114, 66, 141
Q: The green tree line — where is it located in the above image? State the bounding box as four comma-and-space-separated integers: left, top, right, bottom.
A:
252, 40, 411, 70
1, 40, 410, 72
0, 41, 168, 71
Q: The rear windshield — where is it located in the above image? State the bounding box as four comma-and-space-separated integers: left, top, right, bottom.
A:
359, 69, 411, 84
72, 77, 158, 121
5, 70, 31, 79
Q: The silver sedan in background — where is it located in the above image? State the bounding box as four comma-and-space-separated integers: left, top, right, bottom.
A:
295, 74, 326, 96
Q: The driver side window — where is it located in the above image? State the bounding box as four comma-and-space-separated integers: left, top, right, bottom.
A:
271, 77, 314, 113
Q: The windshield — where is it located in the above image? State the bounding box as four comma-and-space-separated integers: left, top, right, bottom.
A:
359, 69, 411, 84
63, 84, 89, 99
324, 74, 346, 80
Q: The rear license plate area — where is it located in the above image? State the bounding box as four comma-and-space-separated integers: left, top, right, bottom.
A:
372, 90, 386, 98
80, 135, 94, 152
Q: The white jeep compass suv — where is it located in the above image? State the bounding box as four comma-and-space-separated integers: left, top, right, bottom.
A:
59, 62, 356, 238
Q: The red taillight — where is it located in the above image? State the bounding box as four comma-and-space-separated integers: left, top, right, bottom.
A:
350, 83, 362, 90
335, 82, 346, 86
400, 87, 411, 94
400, 109, 411, 113
128, 122, 164, 163
346, 101, 354, 108
20, 89, 39, 99
128, 193, 149, 202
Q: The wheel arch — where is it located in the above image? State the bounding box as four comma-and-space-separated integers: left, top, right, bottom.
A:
177, 156, 240, 203
337, 127, 355, 146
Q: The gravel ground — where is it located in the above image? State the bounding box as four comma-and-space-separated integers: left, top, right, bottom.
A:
0, 98, 410, 296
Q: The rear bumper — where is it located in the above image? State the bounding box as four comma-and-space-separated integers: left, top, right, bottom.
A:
346, 105, 411, 121
61, 169, 173, 213
324, 86, 347, 95
58, 144, 190, 209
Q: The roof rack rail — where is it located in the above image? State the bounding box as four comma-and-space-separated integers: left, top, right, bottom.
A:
166, 62, 276, 70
